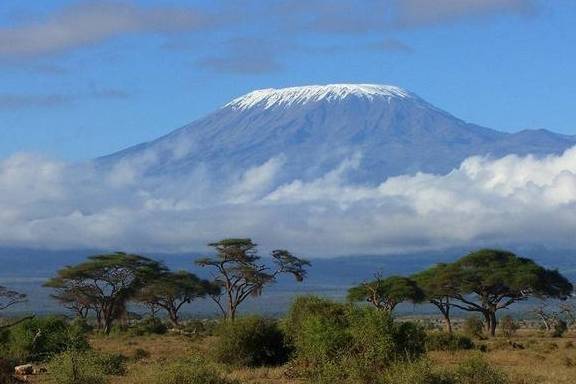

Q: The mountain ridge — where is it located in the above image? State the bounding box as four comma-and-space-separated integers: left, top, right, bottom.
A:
99, 84, 576, 184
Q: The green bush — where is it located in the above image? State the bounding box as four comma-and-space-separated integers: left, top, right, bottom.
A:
454, 356, 509, 384
286, 297, 426, 383
48, 351, 108, 384
4, 316, 89, 362
425, 332, 474, 352
128, 317, 168, 336
213, 316, 290, 367
462, 317, 484, 339
142, 360, 239, 384
93, 353, 127, 375
283, 295, 349, 345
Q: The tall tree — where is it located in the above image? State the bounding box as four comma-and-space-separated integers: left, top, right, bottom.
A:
136, 271, 221, 326
446, 249, 573, 336
412, 264, 460, 333
45, 252, 166, 334
196, 239, 310, 320
347, 275, 424, 313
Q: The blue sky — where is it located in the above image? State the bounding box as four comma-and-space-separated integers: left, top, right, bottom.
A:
1, 0, 575, 160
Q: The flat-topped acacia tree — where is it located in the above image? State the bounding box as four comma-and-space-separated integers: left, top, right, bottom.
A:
440, 249, 573, 336
412, 264, 461, 334
196, 239, 310, 320
45, 252, 167, 334
136, 271, 221, 326
347, 275, 425, 313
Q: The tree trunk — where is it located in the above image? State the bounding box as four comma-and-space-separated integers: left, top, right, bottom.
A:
443, 311, 453, 334
482, 311, 492, 335
169, 308, 179, 327
489, 312, 497, 337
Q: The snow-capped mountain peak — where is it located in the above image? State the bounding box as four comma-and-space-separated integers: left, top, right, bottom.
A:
101, 83, 576, 185
224, 84, 415, 111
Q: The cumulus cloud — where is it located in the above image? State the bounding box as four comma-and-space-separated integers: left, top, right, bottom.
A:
0, 1, 213, 58
1, 147, 576, 256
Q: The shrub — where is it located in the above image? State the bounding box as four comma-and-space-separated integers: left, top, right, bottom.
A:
425, 332, 474, 352
462, 317, 484, 339
283, 295, 349, 347
48, 351, 107, 384
5, 316, 89, 362
142, 360, 239, 384
93, 353, 127, 375
128, 317, 168, 336
213, 316, 290, 367
552, 320, 568, 338
454, 356, 509, 384
499, 315, 519, 338
287, 297, 426, 383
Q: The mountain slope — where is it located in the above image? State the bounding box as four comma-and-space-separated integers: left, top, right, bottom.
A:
99, 84, 576, 184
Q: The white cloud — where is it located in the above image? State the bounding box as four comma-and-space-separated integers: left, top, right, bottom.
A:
1, 147, 576, 256
0, 2, 212, 58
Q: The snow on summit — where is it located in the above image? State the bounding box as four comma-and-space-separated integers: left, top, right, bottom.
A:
225, 84, 414, 110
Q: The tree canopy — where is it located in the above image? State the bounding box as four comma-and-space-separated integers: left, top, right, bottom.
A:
347, 275, 424, 313
137, 270, 220, 326
412, 264, 460, 333
196, 238, 310, 320
45, 252, 167, 333
415, 249, 574, 336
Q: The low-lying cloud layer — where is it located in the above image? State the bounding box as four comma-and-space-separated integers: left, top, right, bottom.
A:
1, 146, 575, 256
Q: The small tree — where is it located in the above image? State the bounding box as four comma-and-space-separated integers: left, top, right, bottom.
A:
412, 264, 460, 333
196, 239, 310, 320
445, 249, 573, 336
0, 285, 33, 330
50, 285, 99, 320
137, 271, 221, 326
0, 286, 26, 311
462, 316, 484, 339
499, 315, 519, 338
347, 275, 424, 313
45, 252, 166, 334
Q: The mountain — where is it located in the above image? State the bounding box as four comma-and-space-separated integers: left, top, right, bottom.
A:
99, 84, 576, 184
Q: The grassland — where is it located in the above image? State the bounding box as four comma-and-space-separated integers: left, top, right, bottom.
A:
27, 327, 576, 384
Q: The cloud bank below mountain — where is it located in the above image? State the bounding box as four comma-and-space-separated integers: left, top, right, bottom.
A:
1, 146, 575, 256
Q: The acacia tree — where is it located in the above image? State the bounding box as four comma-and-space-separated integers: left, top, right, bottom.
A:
196, 239, 310, 320
445, 249, 573, 336
50, 285, 100, 320
136, 271, 221, 326
347, 275, 424, 313
412, 264, 461, 333
45, 252, 166, 334
0, 285, 26, 311
0, 285, 33, 329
